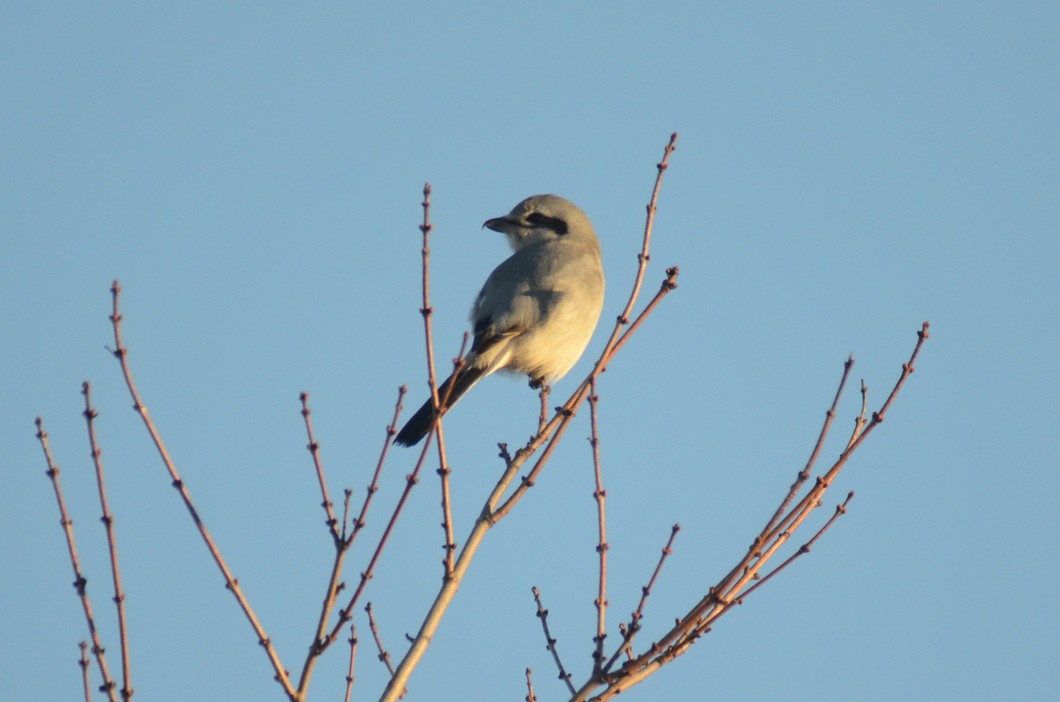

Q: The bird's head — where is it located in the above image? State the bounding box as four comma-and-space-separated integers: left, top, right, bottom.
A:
483, 194, 598, 252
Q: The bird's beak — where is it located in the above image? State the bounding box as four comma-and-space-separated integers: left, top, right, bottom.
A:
483, 216, 512, 233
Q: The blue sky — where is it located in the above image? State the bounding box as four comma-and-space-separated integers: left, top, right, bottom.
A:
2, 3, 1057, 700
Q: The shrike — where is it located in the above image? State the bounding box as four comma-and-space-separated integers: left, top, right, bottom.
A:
394, 194, 605, 447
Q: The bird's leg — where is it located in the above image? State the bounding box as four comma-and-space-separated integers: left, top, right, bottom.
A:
533, 379, 551, 435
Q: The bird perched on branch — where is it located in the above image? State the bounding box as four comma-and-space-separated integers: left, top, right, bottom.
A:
394, 194, 605, 447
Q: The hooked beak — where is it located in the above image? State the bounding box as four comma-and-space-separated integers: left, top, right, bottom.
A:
483, 215, 513, 233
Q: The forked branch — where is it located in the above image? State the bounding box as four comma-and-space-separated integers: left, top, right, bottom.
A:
568, 322, 930, 701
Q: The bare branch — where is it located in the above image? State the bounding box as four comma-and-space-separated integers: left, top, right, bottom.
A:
365, 602, 397, 679
107, 281, 295, 699
343, 625, 358, 702
340, 489, 353, 541
300, 392, 340, 543
579, 322, 931, 700
532, 586, 576, 695
598, 524, 680, 678
321, 416, 432, 651
415, 182, 446, 450
81, 382, 134, 700
79, 642, 91, 702
435, 337, 469, 581
736, 492, 855, 603
350, 386, 407, 544
587, 381, 608, 678
524, 668, 537, 702
35, 417, 118, 702
847, 380, 869, 451
605, 132, 677, 343
761, 356, 853, 540
296, 387, 406, 696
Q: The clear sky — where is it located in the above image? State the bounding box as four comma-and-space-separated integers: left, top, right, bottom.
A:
3, 3, 1057, 701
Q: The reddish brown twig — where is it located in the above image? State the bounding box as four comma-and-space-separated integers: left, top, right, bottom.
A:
343, 625, 358, 702
321, 410, 433, 651
761, 355, 854, 543
525, 667, 537, 702
847, 380, 869, 450
365, 602, 397, 678
435, 337, 469, 581
737, 492, 855, 603
296, 387, 406, 696
532, 586, 576, 695
603, 132, 677, 350
81, 382, 134, 700
79, 642, 91, 702
411, 183, 461, 578
599, 524, 680, 677
587, 381, 609, 677
300, 392, 340, 543
417, 183, 441, 432
107, 281, 295, 699
35, 417, 118, 702
576, 322, 931, 701
349, 387, 406, 544
340, 489, 353, 540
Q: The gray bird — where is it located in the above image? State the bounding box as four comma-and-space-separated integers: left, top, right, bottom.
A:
394, 194, 605, 446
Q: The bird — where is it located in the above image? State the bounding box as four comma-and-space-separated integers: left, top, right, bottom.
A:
394, 194, 606, 447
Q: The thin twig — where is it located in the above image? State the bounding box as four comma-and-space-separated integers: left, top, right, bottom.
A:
605, 266, 680, 364
81, 382, 133, 700
737, 492, 855, 603
107, 281, 295, 699
599, 524, 680, 676
582, 323, 931, 700
296, 387, 406, 696
300, 392, 340, 544
525, 668, 537, 702
413, 183, 460, 578
847, 380, 869, 450
343, 625, 358, 702
531, 586, 576, 695
349, 387, 407, 544
417, 183, 441, 432
35, 417, 118, 702
79, 642, 91, 702
322, 421, 433, 650
599, 133, 678, 358
340, 489, 353, 541
345, 625, 359, 702
436, 338, 469, 581
762, 356, 853, 541
365, 602, 397, 678
588, 381, 608, 678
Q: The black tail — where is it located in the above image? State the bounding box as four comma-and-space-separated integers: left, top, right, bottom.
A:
393, 366, 487, 446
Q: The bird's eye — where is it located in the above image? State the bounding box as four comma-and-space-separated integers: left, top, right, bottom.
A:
524, 212, 568, 234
